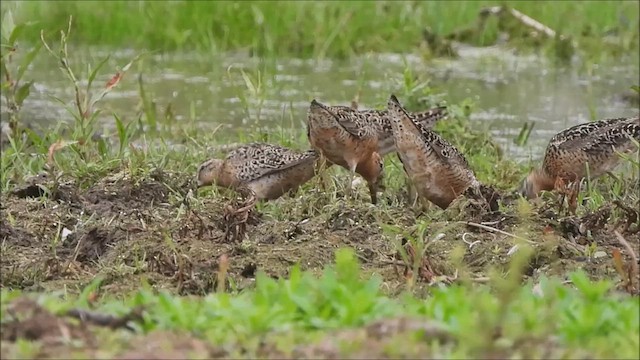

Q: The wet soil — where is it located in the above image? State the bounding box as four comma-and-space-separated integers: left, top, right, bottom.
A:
1, 168, 639, 297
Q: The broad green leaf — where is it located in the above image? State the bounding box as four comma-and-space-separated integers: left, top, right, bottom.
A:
14, 81, 31, 106
114, 112, 127, 151
1, 10, 15, 43
86, 55, 110, 92
8, 22, 27, 45
23, 127, 44, 148
631, 85, 640, 94
0, 56, 10, 85
16, 43, 42, 83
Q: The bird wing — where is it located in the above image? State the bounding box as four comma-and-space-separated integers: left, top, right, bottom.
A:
411, 106, 449, 129
310, 100, 374, 139
229, 143, 318, 182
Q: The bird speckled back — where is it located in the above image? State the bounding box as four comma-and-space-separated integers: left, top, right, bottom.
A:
306, 100, 447, 156
226, 143, 320, 183
387, 95, 478, 209
542, 115, 639, 179
306, 100, 378, 140
387, 97, 471, 169
367, 106, 448, 156
306, 99, 386, 204
197, 142, 321, 201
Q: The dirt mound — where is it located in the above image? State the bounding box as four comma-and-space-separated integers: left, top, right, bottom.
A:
0, 296, 226, 359
0, 220, 35, 247
1, 297, 98, 359
114, 331, 226, 360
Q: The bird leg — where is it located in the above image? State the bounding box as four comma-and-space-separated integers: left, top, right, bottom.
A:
407, 179, 419, 207
314, 155, 333, 192
554, 176, 581, 215
405, 175, 430, 214
554, 177, 568, 215
567, 180, 580, 215
222, 186, 257, 242
367, 180, 378, 205
346, 161, 358, 201
415, 197, 431, 216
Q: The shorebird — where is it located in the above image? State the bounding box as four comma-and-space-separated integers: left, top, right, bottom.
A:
369, 105, 448, 157
196, 142, 322, 241
196, 142, 320, 201
519, 115, 640, 213
386, 94, 481, 210
306, 99, 448, 204
306, 99, 384, 204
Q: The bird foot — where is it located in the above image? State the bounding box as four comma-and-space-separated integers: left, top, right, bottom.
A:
554, 177, 580, 216
222, 187, 257, 242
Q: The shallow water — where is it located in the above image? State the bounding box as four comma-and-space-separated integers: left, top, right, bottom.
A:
5, 44, 639, 162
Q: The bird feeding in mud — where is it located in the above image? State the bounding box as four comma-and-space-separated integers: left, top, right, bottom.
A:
519, 115, 640, 214
196, 142, 321, 200
307, 100, 448, 204
306, 99, 385, 204
386, 94, 487, 211
196, 142, 321, 241
307, 100, 447, 204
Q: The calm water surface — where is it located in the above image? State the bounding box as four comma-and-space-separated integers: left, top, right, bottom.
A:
8, 45, 640, 162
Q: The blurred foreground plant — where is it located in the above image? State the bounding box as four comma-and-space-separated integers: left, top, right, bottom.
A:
1, 246, 638, 358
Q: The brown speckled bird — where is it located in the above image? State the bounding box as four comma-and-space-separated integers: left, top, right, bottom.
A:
519, 115, 640, 213
306, 99, 384, 204
196, 142, 320, 201
307, 101, 448, 157
386, 94, 480, 210
370, 105, 448, 157
306, 99, 448, 204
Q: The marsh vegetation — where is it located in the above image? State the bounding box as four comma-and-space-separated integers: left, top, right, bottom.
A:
1, 1, 639, 359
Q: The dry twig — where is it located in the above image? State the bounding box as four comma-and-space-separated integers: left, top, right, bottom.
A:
65, 306, 145, 331
613, 230, 639, 294
480, 6, 557, 38
458, 221, 536, 245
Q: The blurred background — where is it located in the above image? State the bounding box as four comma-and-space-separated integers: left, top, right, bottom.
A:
1, 0, 639, 161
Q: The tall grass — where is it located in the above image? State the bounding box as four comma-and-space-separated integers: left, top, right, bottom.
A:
2, 1, 638, 58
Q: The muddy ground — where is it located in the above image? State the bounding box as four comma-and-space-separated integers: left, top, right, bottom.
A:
2, 168, 639, 295
1, 168, 639, 358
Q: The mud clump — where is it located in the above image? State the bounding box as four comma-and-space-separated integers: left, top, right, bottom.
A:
0, 220, 35, 247
83, 177, 171, 215
1, 298, 95, 349
291, 317, 454, 359
559, 205, 612, 244
115, 331, 227, 360
60, 227, 122, 264
0, 297, 226, 359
